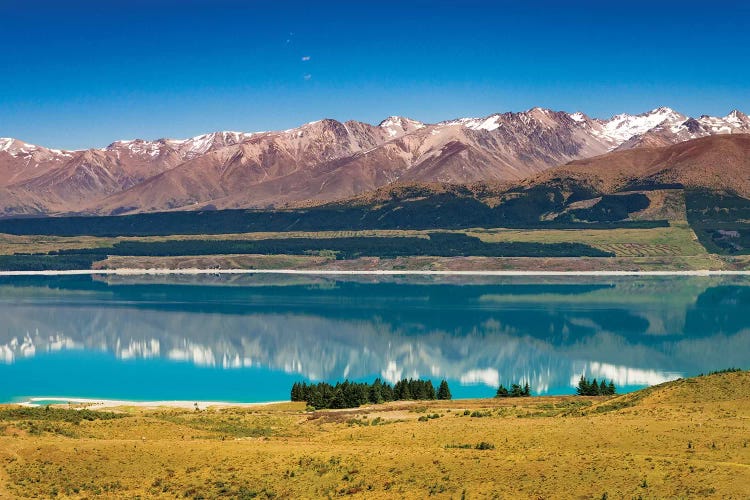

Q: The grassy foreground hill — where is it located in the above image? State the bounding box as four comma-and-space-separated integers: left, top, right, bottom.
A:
0, 371, 748, 498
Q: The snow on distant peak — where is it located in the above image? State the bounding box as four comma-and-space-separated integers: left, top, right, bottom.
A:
108, 139, 166, 157
597, 107, 687, 144
378, 116, 425, 137
437, 114, 502, 131
568, 112, 586, 123
725, 109, 749, 125
0, 138, 42, 156
468, 115, 501, 131
180, 131, 254, 156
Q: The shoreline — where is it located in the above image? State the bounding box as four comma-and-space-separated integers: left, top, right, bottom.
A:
17, 396, 288, 410
1, 267, 750, 277
12, 393, 588, 410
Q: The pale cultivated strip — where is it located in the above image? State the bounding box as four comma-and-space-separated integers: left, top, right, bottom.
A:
1, 268, 750, 276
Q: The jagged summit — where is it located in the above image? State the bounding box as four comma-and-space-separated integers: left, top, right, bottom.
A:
0, 107, 747, 217
378, 116, 425, 137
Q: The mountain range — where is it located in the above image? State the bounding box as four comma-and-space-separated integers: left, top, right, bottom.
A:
1, 107, 748, 217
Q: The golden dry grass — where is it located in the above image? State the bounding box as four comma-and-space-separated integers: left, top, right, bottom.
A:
0, 372, 748, 499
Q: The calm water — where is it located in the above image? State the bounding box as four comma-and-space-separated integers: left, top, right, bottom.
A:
0, 274, 748, 403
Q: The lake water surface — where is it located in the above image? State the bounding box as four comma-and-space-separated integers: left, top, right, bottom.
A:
1, 274, 748, 403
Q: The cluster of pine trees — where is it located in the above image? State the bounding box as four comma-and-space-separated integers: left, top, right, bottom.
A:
291, 378, 452, 409
495, 382, 531, 398
576, 376, 616, 396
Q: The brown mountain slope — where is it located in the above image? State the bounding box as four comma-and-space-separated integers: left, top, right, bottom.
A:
94, 109, 612, 213
1, 108, 749, 216
531, 134, 750, 196
88, 119, 393, 212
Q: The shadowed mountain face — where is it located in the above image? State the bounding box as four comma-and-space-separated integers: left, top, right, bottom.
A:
532, 134, 750, 197
0, 276, 749, 402
0, 107, 747, 217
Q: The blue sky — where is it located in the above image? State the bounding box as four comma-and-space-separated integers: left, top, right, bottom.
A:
2, 0, 749, 149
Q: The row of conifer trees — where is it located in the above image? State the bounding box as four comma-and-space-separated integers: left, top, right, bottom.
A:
291, 378, 452, 409
291, 376, 617, 409
495, 382, 531, 397
576, 376, 616, 396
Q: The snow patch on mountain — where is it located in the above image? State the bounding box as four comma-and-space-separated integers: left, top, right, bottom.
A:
437, 115, 502, 131
596, 107, 687, 145
379, 116, 425, 137
0, 138, 15, 152
464, 115, 502, 131
569, 112, 586, 123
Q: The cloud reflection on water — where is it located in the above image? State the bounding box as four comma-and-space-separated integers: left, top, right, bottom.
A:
0, 276, 748, 397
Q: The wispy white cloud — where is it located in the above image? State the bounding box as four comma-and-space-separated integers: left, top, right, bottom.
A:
301, 56, 311, 61
303, 74, 312, 81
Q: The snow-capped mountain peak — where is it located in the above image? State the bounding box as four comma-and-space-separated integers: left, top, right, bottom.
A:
178, 131, 255, 157
725, 109, 749, 125
437, 114, 503, 132
1, 106, 748, 217
596, 107, 687, 145
568, 112, 587, 123
0, 137, 15, 152
0, 137, 48, 157
378, 116, 425, 137
105, 131, 256, 160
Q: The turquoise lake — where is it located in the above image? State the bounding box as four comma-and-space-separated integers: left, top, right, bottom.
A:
0, 274, 748, 404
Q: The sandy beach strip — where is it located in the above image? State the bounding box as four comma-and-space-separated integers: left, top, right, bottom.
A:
0, 268, 749, 277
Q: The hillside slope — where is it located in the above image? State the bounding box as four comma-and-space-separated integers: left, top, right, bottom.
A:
534, 134, 750, 196
0, 371, 747, 498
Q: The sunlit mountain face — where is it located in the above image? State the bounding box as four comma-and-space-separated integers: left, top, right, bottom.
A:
0, 275, 748, 403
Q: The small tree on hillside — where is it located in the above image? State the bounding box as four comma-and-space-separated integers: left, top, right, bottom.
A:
590, 378, 599, 396
437, 380, 452, 400
425, 380, 437, 400
576, 375, 590, 396
576, 375, 616, 396
290, 382, 302, 402
496, 384, 509, 398
510, 383, 524, 397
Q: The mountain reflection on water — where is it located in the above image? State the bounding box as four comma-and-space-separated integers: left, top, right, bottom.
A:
0, 275, 748, 402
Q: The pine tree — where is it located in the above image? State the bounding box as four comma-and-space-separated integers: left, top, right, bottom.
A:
607, 381, 616, 395
414, 380, 428, 400
331, 386, 346, 409
496, 384, 509, 398
425, 380, 436, 400
437, 380, 452, 400
590, 378, 599, 396
576, 375, 589, 396
290, 382, 300, 401
510, 383, 523, 397
395, 379, 412, 400
523, 382, 531, 397
370, 378, 384, 404
381, 382, 394, 402
599, 380, 608, 396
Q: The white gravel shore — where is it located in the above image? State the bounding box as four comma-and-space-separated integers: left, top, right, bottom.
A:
18, 397, 286, 410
